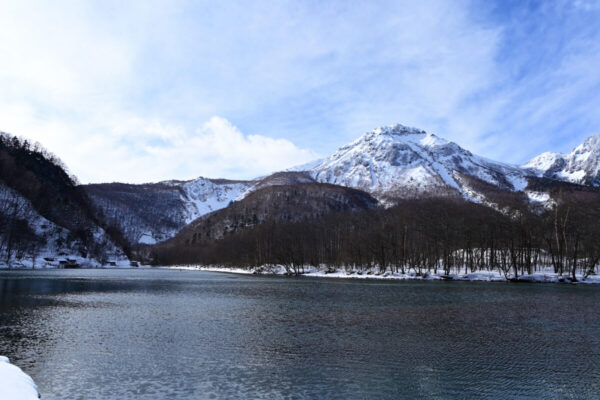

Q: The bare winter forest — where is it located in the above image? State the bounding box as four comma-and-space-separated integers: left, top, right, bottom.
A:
153, 191, 600, 282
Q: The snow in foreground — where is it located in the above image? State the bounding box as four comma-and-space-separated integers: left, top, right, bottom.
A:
167, 265, 600, 284
0, 356, 39, 400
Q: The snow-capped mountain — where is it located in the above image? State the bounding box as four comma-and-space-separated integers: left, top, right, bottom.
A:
85, 124, 600, 246
306, 124, 529, 203
524, 134, 600, 186
88, 123, 540, 246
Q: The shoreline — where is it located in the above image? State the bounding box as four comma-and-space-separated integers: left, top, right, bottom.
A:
1, 264, 598, 284
165, 265, 600, 284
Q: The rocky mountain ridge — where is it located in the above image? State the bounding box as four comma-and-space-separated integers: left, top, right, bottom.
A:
305, 124, 529, 204
523, 134, 600, 186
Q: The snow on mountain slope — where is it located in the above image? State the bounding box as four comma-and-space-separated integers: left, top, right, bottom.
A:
307, 124, 528, 202
180, 178, 253, 224
86, 178, 254, 245
286, 158, 325, 172
89, 169, 341, 245
523, 151, 563, 172
524, 134, 600, 186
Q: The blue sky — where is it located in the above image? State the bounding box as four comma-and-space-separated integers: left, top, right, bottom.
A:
0, 0, 599, 183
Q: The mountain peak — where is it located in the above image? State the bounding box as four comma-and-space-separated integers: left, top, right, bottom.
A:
525, 132, 600, 186
357, 124, 449, 150
372, 124, 426, 136
309, 123, 526, 202
578, 132, 600, 151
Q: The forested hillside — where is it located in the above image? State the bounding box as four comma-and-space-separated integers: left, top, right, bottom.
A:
85, 182, 195, 245
0, 133, 128, 265
153, 188, 600, 282
83, 171, 317, 246
153, 183, 378, 255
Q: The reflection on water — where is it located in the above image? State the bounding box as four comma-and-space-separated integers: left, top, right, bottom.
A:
1, 269, 599, 399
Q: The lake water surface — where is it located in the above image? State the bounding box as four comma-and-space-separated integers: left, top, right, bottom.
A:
0, 269, 599, 399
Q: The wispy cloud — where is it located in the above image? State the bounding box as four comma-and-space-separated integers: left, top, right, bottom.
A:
0, 0, 598, 182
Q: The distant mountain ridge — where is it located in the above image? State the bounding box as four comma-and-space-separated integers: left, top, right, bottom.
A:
3, 123, 600, 267
84, 123, 600, 246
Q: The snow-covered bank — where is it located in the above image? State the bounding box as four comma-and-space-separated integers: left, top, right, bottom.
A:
166, 265, 600, 284
165, 265, 255, 275
0, 357, 39, 400
0, 255, 136, 270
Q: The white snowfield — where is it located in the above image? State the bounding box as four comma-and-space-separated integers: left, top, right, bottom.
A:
167, 265, 600, 284
0, 356, 39, 400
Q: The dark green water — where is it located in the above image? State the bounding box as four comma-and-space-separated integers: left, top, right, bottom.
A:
0, 269, 599, 399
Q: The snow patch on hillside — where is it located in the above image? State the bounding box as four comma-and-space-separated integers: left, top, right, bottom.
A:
182, 178, 252, 223
526, 191, 550, 203
287, 158, 325, 172
138, 232, 157, 245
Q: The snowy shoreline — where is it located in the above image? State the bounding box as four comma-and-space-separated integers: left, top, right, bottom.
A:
0, 357, 39, 400
166, 265, 600, 284
0, 256, 142, 270
1, 262, 598, 284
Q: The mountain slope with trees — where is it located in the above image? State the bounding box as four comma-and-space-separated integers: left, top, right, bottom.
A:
152, 183, 378, 264
0, 132, 128, 266
155, 191, 600, 281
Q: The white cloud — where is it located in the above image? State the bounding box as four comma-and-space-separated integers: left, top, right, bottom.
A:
0, 1, 320, 183
0, 0, 598, 182
0, 105, 317, 183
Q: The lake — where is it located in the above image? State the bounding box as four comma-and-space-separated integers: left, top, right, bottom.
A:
0, 269, 599, 399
